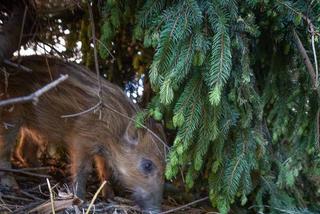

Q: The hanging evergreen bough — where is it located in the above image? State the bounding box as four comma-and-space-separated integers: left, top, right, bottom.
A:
99, 0, 320, 213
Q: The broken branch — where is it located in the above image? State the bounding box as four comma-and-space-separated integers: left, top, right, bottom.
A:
0, 74, 68, 107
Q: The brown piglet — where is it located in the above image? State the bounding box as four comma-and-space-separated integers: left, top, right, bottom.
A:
0, 56, 167, 213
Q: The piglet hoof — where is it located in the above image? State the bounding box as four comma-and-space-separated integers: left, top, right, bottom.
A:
0, 173, 19, 191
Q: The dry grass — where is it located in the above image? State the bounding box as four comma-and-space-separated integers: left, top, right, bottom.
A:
0, 163, 213, 214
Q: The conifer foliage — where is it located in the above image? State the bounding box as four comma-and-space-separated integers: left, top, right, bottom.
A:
99, 0, 320, 213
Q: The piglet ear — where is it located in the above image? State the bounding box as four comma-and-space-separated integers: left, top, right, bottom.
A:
123, 121, 139, 146
147, 118, 167, 143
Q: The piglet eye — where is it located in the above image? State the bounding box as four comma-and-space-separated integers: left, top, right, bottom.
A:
141, 159, 154, 174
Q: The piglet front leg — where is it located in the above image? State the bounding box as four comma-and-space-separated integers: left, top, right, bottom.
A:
94, 155, 115, 199
70, 144, 93, 199
0, 123, 20, 190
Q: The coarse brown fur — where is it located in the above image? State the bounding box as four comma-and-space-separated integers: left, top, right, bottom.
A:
13, 128, 63, 169
0, 55, 167, 212
14, 128, 46, 167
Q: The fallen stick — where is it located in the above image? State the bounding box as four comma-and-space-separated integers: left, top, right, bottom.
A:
12, 201, 43, 214
29, 198, 76, 214
1, 195, 33, 202
20, 166, 52, 172
0, 167, 51, 178
0, 200, 13, 213
0, 74, 68, 107
20, 190, 44, 201
160, 196, 209, 214
27, 182, 48, 192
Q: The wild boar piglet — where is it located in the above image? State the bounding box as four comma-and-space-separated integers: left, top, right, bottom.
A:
0, 56, 167, 212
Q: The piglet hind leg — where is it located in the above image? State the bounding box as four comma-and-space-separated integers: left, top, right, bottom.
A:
94, 155, 115, 199
0, 125, 20, 190
70, 143, 93, 200
15, 130, 42, 167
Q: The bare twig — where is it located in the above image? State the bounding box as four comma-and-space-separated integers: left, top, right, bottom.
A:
85, 180, 107, 214
29, 198, 77, 214
292, 29, 320, 148
113, 196, 135, 205
61, 100, 102, 118
95, 204, 141, 212
12, 201, 43, 214
87, 1, 102, 99
95, 38, 115, 61
278, 0, 320, 36
310, 27, 319, 88
61, 1, 104, 120
38, 184, 50, 197
309, 17, 320, 149
102, 103, 170, 151
1, 195, 32, 202
59, 84, 169, 158
0, 204, 12, 213
3, 59, 32, 72
27, 182, 49, 192
3, 68, 9, 94
0, 198, 13, 213
160, 196, 209, 214
317, 110, 319, 148
17, 5, 28, 60
0, 167, 51, 178
0, 74, 68, 107
45, 55, 53, 81
278, 0, 319, 87
36, 38, 67, 59
46, 178, 56, 214
20, 190, 44, 201
292, 29, 317, 87
21, 166, 52, 172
